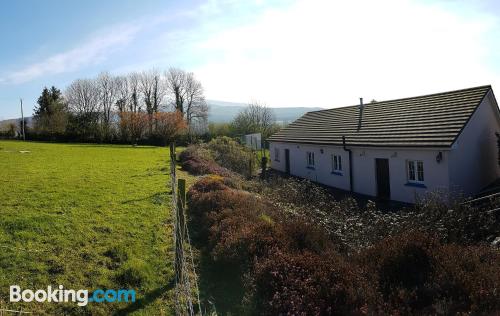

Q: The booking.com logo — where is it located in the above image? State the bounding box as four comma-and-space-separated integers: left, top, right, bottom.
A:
10, 285, 136, 306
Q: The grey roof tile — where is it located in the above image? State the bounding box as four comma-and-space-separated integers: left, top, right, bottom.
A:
268, 85, 492, 147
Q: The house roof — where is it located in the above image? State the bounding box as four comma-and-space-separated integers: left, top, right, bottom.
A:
268, 85, 492, 148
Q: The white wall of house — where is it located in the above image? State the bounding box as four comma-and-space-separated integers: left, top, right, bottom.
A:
270, 142, 351, 191
270, 141, 451, 203
448, 90, 500, 196
350, 147, 450, 203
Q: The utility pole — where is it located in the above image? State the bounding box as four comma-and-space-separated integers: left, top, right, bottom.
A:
20, 98, 25, 141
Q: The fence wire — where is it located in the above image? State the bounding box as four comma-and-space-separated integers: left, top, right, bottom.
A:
169, 143, 202, 316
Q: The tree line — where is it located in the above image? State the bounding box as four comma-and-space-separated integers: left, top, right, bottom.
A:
1, 68, 285, 146
28, 68, 208, 145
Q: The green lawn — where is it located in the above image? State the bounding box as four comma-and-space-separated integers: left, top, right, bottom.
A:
0, 141, 184, 315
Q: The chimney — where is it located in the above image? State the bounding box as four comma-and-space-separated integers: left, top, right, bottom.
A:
357, 97, 364, 131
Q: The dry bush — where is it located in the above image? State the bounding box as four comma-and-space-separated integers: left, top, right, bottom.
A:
186, 167, 500, 315
209, 208, 286, 266
187, 175, 257, 241
179, 145, 233, 177
152, 111, 187, 144
359, 231, 500, 315
119, 112, 149, 143
251, 176, 500, 251
248, 250, 374, 316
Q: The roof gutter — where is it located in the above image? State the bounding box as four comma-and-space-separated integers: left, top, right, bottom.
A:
342, 136, 353, 192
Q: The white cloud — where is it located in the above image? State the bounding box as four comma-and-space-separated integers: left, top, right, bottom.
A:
193, 0, 500, 107
1, 24, 141, 84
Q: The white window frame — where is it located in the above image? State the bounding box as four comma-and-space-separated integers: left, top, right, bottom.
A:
274, 148, 280, 162
332, 154, 342, 173
407, 160, 424, 183
306, 151, 315, 168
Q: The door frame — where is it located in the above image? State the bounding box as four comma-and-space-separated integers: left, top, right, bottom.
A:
284, 149, 290, 174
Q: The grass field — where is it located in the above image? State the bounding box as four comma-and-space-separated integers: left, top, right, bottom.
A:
0, 140, 189, 315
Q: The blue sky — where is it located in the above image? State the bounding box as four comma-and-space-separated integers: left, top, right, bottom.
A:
1, 0, 500, 119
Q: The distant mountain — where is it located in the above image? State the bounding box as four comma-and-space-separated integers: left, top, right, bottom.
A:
0, 117, 33, 131
207, 100, 323, 123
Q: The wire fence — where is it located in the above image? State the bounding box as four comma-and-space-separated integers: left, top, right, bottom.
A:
169, 143, 202, 316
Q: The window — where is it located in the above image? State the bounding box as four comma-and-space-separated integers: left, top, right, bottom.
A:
274, 148, 280, 161
332, 154, 342, 173
407, 160, 424, 183
306, 151, 315, 168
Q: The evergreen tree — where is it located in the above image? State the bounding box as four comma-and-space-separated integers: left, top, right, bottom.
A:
34, 86, 63, 118
33, 86, 68, 136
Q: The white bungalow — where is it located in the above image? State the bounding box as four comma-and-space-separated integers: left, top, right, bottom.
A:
268, 85, 500, 203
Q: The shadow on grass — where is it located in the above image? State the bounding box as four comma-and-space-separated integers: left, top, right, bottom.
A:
197, 252, 246, 315
121, 192, 169, 205
188, 220, 246, 314
113, 280, 174, 315
67, 144, 160, 149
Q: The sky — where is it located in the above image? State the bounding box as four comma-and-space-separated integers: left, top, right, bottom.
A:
1, 0, 500, 119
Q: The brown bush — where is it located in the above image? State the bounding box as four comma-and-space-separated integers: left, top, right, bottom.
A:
249, 250, 374, 315
187, 175, 500, 315
209, 208, 286, 266
282, 218, 341, 254
179, 145, 233, 176
359, 231, 500, 314
187, 175, 259, 242
430, 243, 500, 314
152, 111, 187, 144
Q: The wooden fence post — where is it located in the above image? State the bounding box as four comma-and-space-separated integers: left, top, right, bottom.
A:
178, 178, 186, 242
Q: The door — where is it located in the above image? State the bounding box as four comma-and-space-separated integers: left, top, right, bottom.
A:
285, 149, 290, 174
375, 158, 390, 199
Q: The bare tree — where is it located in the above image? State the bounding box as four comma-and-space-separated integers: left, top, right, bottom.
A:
140, 70, 155, 115
184, 72, 208, 136
165, 67, 186, 113
165, 68, 208, 138
65, 78, 100, 138
151, 71, 165, 114
115, 75, 130, 113
128, 72, 141, 113
231, 102, 277, 140
97, 72, 119, 139
66, 79, 99, 115
140, 70, 165, 134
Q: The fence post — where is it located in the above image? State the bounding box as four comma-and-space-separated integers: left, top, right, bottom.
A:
178, 178, 186, 242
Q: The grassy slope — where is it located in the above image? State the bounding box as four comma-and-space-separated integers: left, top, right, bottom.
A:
0, 141, 189, 315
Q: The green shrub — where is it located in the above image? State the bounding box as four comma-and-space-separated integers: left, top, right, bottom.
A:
206, 136, 257, 176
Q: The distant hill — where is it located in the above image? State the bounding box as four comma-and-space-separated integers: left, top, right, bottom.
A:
0, 117, 33, 131
207, 100, 323, 123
